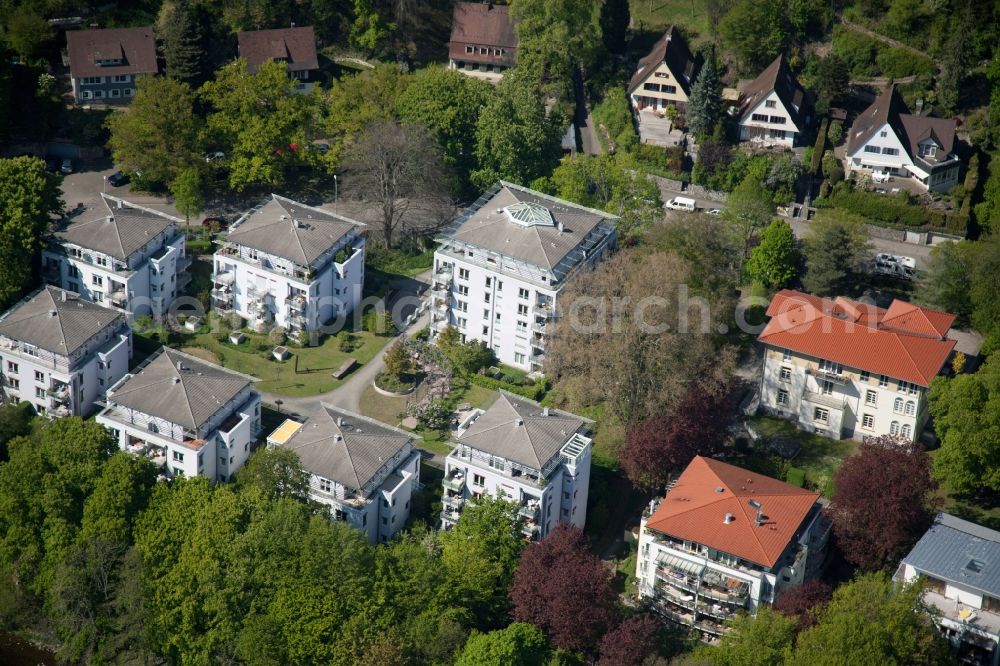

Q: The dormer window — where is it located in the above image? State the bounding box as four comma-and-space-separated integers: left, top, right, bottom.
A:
918, 143, 937, 158
97, 58, 122, 66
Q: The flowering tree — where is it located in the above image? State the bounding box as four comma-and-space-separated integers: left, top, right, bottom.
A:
509, 525, 619, 654
828, 435, 937, 571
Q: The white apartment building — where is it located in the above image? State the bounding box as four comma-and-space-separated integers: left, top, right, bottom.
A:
844, 85, 962, 193
737, 55, 811, 148
758, 290, 958, 442
212, 195, 365, 334
267, 404, 421, 544
42, 195, 189, 316
431, 182, 617, 372
897, 513, 1000, 666
97, 347, 261, 482
0, 286, 131, 418
636, 456, 829, 639
440, 391, 592, 541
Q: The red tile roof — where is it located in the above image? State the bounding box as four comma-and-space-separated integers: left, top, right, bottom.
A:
646, 456, 819, 569
237, 27, 318, 73
448, 2, 518, 67
758, 290, 956, 387
66, 27, 158, 79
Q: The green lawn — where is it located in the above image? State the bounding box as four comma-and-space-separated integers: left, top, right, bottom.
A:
155, 324, 394, 397
629, 0, 712, 44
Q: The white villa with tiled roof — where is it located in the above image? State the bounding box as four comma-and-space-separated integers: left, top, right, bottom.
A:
267, 404, 421, 544
757, 290, 959, 442
41, 195, 189, 315
431, 182, 617, 372
212, 194, 365, 334
97, 347, 261, 481
440, 391, 592, 540
0, 286, 131, 418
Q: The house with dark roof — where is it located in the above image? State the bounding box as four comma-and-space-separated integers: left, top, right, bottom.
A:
757, 289, 958, 442
896, 513, 1000, 666
42, 195, 189, 316
0, 286, 131, 418
627, 26, 698, 122
448, 1, 518, 79
97, 347, 261, 481
66, 26, 157, 104
212, 194, 365, 334
237, 26, 319, 93
431, 181, 617, 372
440, 391, 593, 540
636, 456, 829, 638
737, 55, 812, 147
845, 85, 961, 193
266, 405, 421, 544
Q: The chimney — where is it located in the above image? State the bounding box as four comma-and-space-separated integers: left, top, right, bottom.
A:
542, 407, 549, 416
176, 361, 183, 371
335, 434, 343, 442
557, 221, 564, 233
61, 290, 67, 302
106, 215, 114, 224
724, 513, 735, 524
290, 21, 296, 28
117, 200, 123, 209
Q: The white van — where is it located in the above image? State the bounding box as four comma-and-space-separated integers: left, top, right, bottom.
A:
665, 196, 697, 212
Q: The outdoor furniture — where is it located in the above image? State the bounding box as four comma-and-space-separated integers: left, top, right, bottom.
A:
332, 358, 357, 380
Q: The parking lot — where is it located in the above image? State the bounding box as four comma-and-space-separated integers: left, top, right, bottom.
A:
60, 157, 182, 218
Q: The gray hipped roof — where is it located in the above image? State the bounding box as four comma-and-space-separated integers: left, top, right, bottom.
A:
459, 392, 587, 469
280, 405, 412, 493
53, 195, 181, 260
107, 348, 254, 430
226, 195, 362, 266
442, 182, 616, 280
0, 286, 124, 356
903, 513, 1000, 598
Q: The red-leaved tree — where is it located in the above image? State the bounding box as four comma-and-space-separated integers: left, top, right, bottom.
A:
509, 525, 620, 654
828, 435, 938, 571
598, 614, 661, 666
772, 579, 833, 630
619, 387, 732, 490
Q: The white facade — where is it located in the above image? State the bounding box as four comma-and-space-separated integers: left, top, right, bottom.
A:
98, 373, 261, 482
42, 206, 189, 316
440, 417, 591, 541
759, 347, 927, 442
0, 319, 130, 418
635, 500, 829, 638
739, 91, 802, 147
846, 122, 961, 193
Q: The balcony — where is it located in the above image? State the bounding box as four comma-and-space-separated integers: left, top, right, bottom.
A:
531, 319, 548, 335
805, 367, 849, 385
802, 389, 847, 411
47, 383, 70, 404
109, 288, 127, 306
435, 264, 453, 275
443, 472, 466, 492
43, 263, 60, 280
288, 295, 306, 312
522, 522, 540, 539
518, 501, 540, 521
176, 272, 192, 291
51, 404, 71, 418
442, 494, 465, 510
431, 278, 452, 294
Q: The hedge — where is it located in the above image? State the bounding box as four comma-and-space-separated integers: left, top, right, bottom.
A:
811, 118, 828, 176
465, 372, 549, 402
826, 182, 968, 233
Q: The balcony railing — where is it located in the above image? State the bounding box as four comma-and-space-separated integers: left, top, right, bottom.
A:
443, 474, 465, 492
442, 495, 465, 510
802, 389, 847, 410
211, 288, 233, 301
518, 502, 540, 521
109, 289, 127, 306
805, 367, 849, 384
531, 319, 547, 334
288, 295, 306, 311
522, 522, 540, 539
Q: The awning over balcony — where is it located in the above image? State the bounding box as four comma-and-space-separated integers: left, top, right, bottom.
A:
657, 552, 705, 577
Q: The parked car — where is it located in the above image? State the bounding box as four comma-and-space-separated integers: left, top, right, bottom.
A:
204, 151, 225, 162
45, 158, 59, 172
874, 253, 916, 279
60, 159, 73, 174
310, 141, 331, 153
706, 208, 722, 216
107, 170, 129, 187
664, 196, 697, 212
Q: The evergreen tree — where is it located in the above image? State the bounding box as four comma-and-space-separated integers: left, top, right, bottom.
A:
162, 0, 203, 85
600, 0, 630, 55
687, 56, 722, 137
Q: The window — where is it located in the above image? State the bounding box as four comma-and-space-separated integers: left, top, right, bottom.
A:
860, 370, 870, 382
7, 361, 17, 373
515, 352, 526, 364
123, 88, 134, 97
782, 349, 792, 362
518, 287, 529, 299
465, 45, 474, 54
483, 309, 489, 320
819, 360, 843, 374
904, 400, 916, 416
494, 312, 501, 321
865, 390, 877, 406
516, 320, 527, 333
497, 280, 503, 291
881, 147, 899, 156
458, 268, 469, 280
457, 284, 468, 296
319, 478, 332, 492
901, 423, 912, 438
893, 397, 904, 412
879, 375, 889, 388
765, 100, 777, 108
35, 387, 45, 398
813, 407, 829, 424
109, 89, 121, 98
112, 74, 130, 83
7, 378, 18, 390
776, 389, 789, 406
864, 145, 881, 153
517, 304, 528, 316
482, 325, 489, 335
172, 451, 184, 462
472, 473, 485, 486
484, 293, 490, 303
80, 90, 92, 100
779, 366, 792, 382
661, 84, 677, 94
862, 413, 875, 429
496, 48, 504, 56
34, 371, 44, 382
456, 317, 467, 328
456, 300, 468, 312
880, 130, 888, 138
485, 277, 491, 287
93, 90, 105, 99
769, 116, 786, 124
919, 143, 937, 157
92, 275, 103, 286
890, 421, 900, 436
821, 380, 834, 395
81, 76, 102, 85
752, 113, 769, 122
643, 82, 659, 92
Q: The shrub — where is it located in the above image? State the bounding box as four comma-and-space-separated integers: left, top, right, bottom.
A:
255, 338, 272, 353
363, 309, 396, 336
413, 399, 452, 431
592, 86, 638, 153
338, 332, 358, 353
831, 26, 878, 77
375, 370, 414, 393
811, 118, 828, 176
466, 373, 549, 402
268, 326, 287, 346
876, 47, 934, 78
828, 120, 844, 146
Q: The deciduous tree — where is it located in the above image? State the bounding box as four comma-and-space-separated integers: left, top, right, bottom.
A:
746, 219, 799, 288
235, 446, 311, 502
772, 579, 832, 630
789, 573, 951, 665
801, 210, 872, 295
324, 64, 410, 168
693, 608, 796, 666
106, 76, 203, 188
510, 525, 619, 654
7, 11, 53, 60
828, 435, 937, 571
171, 165, 204, 224
812, 54, 849, 113
341, 119, 451, 248
723, 174, 777, 275
916, 240, 973, 324
509, 0, 602, 93
718, 0, 789, 74
455, 623, 550, 666
598, 614, 661, 666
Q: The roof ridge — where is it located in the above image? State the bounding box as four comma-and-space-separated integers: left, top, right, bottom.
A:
336, 429, 363, 489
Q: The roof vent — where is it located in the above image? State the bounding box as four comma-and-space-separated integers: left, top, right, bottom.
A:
748, 499, 764, 526
967, 559, 985, 573
557, 221, 564, 233
106, 215, 114, 224
515, 418, 524, 427
542, 407, 549, 416
337, 417, 344, 426
715, 486, 725, 493
171, 377, 180, 384
49, 309, 57, 317
724, 513, 735, 524
176, 361, 183, 371
61, 290, 67, 302
294, 219, 303, 228
334, 434, 343, 442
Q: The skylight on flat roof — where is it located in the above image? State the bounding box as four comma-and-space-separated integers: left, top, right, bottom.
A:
503, 201, 554, 228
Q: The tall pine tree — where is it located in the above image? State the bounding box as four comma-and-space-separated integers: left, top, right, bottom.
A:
162, 0, 203, 85
686, 54, 722, 137
600, 0, 630, 55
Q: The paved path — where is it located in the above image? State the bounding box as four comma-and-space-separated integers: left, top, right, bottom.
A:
574, 65, 603, 156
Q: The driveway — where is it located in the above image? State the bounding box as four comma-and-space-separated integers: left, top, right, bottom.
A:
60, 159, 182, 218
